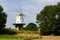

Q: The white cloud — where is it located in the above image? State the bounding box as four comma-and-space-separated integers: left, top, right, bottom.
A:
33, 0, 60, 5
33, 0, 60, 3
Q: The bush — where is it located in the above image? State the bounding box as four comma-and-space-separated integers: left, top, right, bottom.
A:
0, 28, 17, 35
40, 30, 52, 35
25, 23, 38, 31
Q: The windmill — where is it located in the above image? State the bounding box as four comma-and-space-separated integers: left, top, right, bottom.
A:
13, 6, 25, 30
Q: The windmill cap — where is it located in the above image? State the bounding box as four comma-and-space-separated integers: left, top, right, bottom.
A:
16, 12, 25, 16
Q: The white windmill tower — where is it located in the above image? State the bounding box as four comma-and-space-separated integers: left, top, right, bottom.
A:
13, 6, 25, 30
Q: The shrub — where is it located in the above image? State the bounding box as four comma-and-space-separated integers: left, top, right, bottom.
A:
0, 28, 17, 35
25, 23, 38, 31
40, 30, 52, 35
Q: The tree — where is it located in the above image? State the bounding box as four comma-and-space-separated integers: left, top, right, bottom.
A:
0, 5, 7, 29
25, 23, 38, 31
36, 2, 60, 35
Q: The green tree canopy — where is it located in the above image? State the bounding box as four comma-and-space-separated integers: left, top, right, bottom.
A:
25, 23, 38, 31
0, 5, 7, 29
36, 2, 60, 35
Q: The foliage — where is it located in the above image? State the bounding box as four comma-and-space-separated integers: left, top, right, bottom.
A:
0, 28, 17, 35
53, 25, 60, 35
0, 5, 7, 29
25, 23, 38, 31
36, 2, 60, 35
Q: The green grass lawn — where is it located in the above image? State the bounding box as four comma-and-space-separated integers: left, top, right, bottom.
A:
0, 35, 24, 40
0, 35, 39, 40
0, 35, 60, 40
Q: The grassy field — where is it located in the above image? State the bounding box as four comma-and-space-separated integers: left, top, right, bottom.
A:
0, 35, 19, 40
0, 35, 60, 40
0, 35, 40, 40
0, 30, 60, 40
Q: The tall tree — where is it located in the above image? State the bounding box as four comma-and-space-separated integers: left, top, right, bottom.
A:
36, 2, 60, 35
0, 5, 7, 29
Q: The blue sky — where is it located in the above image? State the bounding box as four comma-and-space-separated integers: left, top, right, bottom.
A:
0, 0, 60, 29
